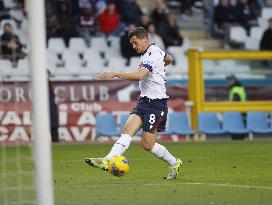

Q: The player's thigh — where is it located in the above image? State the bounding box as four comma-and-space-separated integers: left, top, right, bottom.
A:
122, 114, 142, 137
141, 131, 157, 151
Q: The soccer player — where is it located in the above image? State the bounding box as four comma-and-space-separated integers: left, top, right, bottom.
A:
85, 27, 182, 180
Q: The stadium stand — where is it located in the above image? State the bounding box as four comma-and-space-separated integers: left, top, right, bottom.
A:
0, 0, 272, 139
0, 0, 271, 82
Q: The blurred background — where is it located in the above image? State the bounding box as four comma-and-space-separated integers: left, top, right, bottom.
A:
0, 0, 272, 143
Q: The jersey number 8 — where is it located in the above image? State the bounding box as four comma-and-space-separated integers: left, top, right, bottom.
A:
149, 114, 156, 124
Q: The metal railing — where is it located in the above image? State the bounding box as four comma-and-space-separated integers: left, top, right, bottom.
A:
188, 50, 272, 129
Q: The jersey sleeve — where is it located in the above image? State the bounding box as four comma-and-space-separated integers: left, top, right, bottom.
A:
140, 51, 157, 72
140, 46, 166, 72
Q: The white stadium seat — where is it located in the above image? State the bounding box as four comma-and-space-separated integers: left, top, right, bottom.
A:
107, 36, 120, 50
46, 49, 61, 71
62, 49, 82, 64
129, 57, 140, 69
245, 26, 264, 50
83, 49, 105, 69
168, 46, 188, 71
48, 38, 66, 53
261, 8, 272, 19
217, 60, 236, 74
0, 60, 13, 80
9, 59, 30, 81
205, 73, 226, 79
203, 60, 217, 74
104, 48, 123, 59
69, 37, 88, 53
51, 67, 74, 81
90, 37, 108, 53
3, 0, 17, 8
9, 9, 24, 22
245, 37, 260, 50
17, 58, 29, 70
218, 60, 236, 68
230, 26, 247, 44
107, 57, 127, 71
236, 65, 251, 73
180, 37, 191, 51
80, 49, 106, 79
165, 64, 183, 80
105, 36, 122, 58
175, 54, 188, 73
258, 17, 269, 30
83, 48, 102, 60
78, 67, 97, 80
62, 50, 82, 76
236, 73, 265, 79
168, 46, 185, 59
250, 27, 264, 40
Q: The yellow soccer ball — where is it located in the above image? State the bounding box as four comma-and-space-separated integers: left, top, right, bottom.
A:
108, 156, 129, 177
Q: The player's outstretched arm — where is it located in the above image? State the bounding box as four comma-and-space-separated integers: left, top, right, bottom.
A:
164, 54, 173, 66
97, 68, 149, 81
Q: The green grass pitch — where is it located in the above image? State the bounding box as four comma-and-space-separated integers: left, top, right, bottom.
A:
1, 140, 272, 205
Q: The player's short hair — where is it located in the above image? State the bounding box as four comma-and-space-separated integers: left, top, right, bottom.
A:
3, 23, 11, 28
128, 27, 148, 40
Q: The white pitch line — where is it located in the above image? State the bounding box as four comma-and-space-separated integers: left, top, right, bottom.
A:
181, 182, 272, 190
57, 182, 272, 190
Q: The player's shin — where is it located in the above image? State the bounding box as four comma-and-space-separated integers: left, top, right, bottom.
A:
150, 143, 177, 166
104, 134, 132, 161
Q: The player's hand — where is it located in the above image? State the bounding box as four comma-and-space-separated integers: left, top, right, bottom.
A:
164, 54, 173, 66
97, 71, 116, 79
